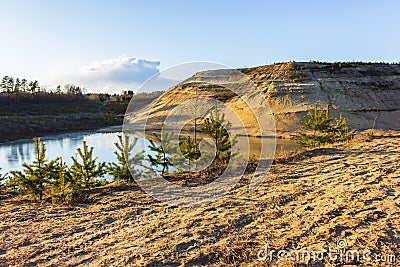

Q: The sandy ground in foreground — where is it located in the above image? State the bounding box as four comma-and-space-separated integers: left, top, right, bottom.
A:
0, 133, 399, 267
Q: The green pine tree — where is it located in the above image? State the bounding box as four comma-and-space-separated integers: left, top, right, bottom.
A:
179, 135, 201, 171
148, 130, 176, 176
6, 77, 14, 93
0, 76, 9, 92
108, 134, 144, 183
14, 78, 20, 93
201, 107, 237, 164
297, 105, 351, 148
330, 114, 351, 142
50, 158, 74, 203
302, 104, 332, 133
20, 79, 27, 93
8, 137, 58, 201
70, 141, 106, 189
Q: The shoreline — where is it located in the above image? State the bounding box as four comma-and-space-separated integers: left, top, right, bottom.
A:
0, 120, 296, 145
0, 114, 124, 144
0, 125, 124, 145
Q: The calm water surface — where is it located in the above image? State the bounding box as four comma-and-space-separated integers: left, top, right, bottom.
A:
0, 131, 300, 176
0, 132, 150, 177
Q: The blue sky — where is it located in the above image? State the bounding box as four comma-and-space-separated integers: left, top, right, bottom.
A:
1, 0, 399, 93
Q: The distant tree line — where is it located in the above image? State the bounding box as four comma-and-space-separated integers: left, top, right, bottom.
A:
0, 75, 149, 106
0, 75, 87, 95
0, 75, 88, 105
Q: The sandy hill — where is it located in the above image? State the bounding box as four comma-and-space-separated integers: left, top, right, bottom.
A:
127, 62, 400, 136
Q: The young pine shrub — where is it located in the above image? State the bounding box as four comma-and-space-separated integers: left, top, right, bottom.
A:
148, 130, 176, 176
178, 135, 201, 172
201, 107, 238, 164
70, 141, 106, 189
297, 105, 351, 148
50, 158, 74, 203
8, 137, 59, 201
108, 134, 144, 183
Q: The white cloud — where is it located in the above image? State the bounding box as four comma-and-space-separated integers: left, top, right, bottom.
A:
79, 56, 161, 93
82, 56, 160, 83
52, 56, 176, 94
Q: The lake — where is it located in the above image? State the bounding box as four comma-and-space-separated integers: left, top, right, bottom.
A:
0, 131, 300, 178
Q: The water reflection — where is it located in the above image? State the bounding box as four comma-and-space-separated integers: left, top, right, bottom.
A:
0, 131, 300, 178
0, 132, 118, 175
